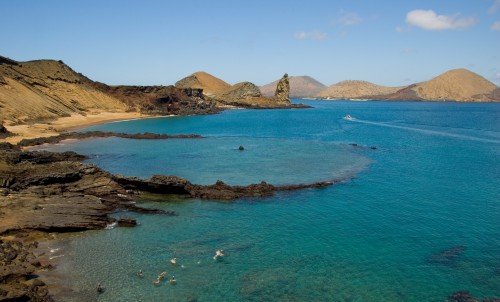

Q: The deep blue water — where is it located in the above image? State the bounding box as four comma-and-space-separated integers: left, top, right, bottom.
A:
41, 100, 499, 301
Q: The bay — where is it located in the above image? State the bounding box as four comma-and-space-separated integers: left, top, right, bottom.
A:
41, 100, 500, 301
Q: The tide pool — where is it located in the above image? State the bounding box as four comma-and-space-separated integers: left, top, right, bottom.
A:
41, 100, 499, 301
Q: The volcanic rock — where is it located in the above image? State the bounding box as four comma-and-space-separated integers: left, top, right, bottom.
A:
219, 82, 262, 101
260, 75, 326, 98
0, 123, 10, 139
274, 73, 291, 104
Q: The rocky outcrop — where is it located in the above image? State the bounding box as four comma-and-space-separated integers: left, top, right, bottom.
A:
0, 140, 339, 234
260, 75, 326, 98
17, 131, 203, 147
219, 82, 262, 101
0, 239, 53, 302
274, 73, 291, 104
91, 83, 220, 116
0, 123, 10, 139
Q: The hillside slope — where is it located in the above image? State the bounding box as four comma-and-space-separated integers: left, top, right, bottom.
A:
316, 69, 498, 102
0, 56, 127, 123
413, 68, 497, 102
0, 56, 219, 125
175, 71, 231, 97
260, 76, 326, 98
317, 80, 401, 99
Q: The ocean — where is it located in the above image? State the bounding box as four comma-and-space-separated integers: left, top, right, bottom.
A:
40, 100, 499, 301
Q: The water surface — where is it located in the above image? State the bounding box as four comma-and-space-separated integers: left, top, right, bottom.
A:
42, 100, 500, 301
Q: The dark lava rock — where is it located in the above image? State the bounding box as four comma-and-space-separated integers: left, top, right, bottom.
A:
0, 123, 11, 138
117, 218, 137, 227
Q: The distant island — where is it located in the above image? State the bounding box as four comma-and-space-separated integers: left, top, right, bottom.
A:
260, 69, 499, 102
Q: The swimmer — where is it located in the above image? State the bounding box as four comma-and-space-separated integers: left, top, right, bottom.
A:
96, 283, 105, 293
153, 278, 161, 286
169, 276, 177, 285
136, 270, 144, 278
213, 249, 224, 260
158, 272, 167, 279
170, 258, 177, 265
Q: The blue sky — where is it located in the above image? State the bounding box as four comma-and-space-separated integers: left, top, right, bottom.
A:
2, 0, 500, 87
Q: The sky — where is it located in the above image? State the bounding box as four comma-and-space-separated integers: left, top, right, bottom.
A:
2, 0, 500, 87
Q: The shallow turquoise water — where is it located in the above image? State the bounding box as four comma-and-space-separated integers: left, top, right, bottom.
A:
42, 100, 499, 301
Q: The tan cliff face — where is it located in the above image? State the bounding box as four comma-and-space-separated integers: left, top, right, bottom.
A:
0, 58, 127, 124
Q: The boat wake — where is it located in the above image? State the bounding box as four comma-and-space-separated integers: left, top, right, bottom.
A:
348, 118, 500, 144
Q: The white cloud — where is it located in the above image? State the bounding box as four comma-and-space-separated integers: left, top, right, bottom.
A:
491, 21, 500, 30
489, 0, 500, 14
406, 9, 476, 30
294, 30, 328, 41
338, 11, 362, 26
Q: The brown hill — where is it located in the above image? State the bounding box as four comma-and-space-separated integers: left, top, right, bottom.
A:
260, 76, 326, 98
175, 71, 231, 97
318, 69, 498, 102
0, 57, 127, 124
412, 68, 498, 102
0, 56, 219, 125
317, 80, 401, 99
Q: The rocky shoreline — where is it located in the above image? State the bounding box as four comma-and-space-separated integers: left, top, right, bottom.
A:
0, 131, 339, 301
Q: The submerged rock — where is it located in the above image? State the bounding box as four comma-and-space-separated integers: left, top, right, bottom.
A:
446, 290, 499, 302
427, 245, 466, 265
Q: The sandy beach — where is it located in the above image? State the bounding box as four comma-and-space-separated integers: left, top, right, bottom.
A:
1, 112, 148, 145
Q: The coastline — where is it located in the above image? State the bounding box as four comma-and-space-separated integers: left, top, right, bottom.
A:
1, 112, 150, 145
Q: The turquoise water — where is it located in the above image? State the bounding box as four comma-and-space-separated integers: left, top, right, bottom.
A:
42, 101, 499, 301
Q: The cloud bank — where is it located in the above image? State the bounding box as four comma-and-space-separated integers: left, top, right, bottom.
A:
406, 10, 476, 30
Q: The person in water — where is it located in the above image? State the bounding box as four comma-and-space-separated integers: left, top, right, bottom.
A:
136, 270, 144, 277
96, 283, 105, 293
213, 249, 224, 260
169, 276, 177, 285
170, 258, 177, 265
